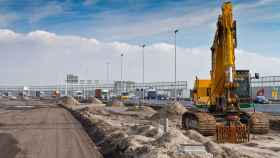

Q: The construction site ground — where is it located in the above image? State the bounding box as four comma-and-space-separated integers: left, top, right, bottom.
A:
0, 98, 102, 158
1, 97, 280, 158
64, 97, 280, 158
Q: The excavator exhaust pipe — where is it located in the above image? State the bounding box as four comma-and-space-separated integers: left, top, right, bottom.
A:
216, 124, 250, 143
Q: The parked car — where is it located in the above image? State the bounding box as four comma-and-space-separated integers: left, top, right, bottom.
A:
157, 94, 168, 100
254, 96, 271, 104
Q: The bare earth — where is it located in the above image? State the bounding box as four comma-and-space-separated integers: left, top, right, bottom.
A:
75, 102, 280, 158
0, 99, 102, 158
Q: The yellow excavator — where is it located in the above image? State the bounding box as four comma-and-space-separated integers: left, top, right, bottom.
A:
182, 2, 269, 143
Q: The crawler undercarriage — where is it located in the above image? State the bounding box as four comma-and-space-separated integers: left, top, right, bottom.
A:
182, 110, 269, 143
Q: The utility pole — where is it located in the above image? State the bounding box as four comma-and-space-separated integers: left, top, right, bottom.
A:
141, 44, 146, 104
174, 29, 179, 100
121, 54, 124, 81
120, 53, 124, 95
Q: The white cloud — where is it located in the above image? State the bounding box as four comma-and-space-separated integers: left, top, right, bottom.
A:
0, 29, 279, 86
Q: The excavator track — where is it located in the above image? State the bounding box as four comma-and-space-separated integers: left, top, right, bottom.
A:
182, 111, 216, 136
249, 112, 269, 134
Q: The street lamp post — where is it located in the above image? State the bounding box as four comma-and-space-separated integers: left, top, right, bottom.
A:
121, 54, 124, 81
141, 44, 146, 104
121, 54, 124, 95
174, 29, 179, 100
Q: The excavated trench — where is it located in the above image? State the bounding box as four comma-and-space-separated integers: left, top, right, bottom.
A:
72, 110, 126, 158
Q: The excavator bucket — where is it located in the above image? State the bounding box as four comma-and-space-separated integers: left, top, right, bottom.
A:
216, 124, 249, 143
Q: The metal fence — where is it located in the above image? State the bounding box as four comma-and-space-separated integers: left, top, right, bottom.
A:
0, 81, 189, 98
251, 76, 280, 100
2, 76, 280, 100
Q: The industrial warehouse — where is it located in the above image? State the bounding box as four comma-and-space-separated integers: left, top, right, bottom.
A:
0, 1, 280, 158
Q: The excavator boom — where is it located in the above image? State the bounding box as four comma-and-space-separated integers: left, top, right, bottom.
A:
210, 2, 237, 109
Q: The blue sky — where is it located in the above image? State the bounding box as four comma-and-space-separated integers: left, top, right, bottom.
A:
0, 0, 279, 85
0, 0, 279, 56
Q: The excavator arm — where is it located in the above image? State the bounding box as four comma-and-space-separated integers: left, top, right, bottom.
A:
210, 2, 239, 113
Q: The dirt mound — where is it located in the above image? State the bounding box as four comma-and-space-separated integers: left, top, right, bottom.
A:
145, 129, 208, 158
140, 106, 157, 113
126, 106, 157, 118
150, 102, 187, 125
221, 144, 279, 158
185, 130, 211, 143
185, 129, 280, 158
88, 106, 110, 116
107, 99, 124, 107
88, 97, 103, 104
59, 96, 80, 109
128, 125, 163, 139
80, 111, 211, 158
164, 101, 187, 115
79, 107, 280, 158
116, 126, 207, 158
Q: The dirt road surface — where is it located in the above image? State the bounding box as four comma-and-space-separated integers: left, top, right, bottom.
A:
0, 99, 103, 158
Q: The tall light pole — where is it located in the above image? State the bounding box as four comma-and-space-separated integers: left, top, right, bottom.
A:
120, 53, 124, 94
121, 54, 124, 81
141, 44, 146, 104
174, 29, 179, 100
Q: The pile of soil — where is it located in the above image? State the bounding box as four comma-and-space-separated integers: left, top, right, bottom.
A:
164, 101, 187, 115
107, 99, 124, 107
150, 102, 187, 126
128, 124, 163, 139
88, 97, 103, 104
80, 110, 209, 158
126, 106, 157, 118
88, 106, 110, 116
139, 106, 157, 114
75, 104, 280, 158
59, 96, 80, 109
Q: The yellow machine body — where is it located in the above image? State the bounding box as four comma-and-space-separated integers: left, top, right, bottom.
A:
185, 2, 269, 144
193, 2, 238, 110
189, 2, 248, 143
193, 77, 211, 105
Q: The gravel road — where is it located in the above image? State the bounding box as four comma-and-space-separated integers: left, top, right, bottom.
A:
0, 99, 103, 158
